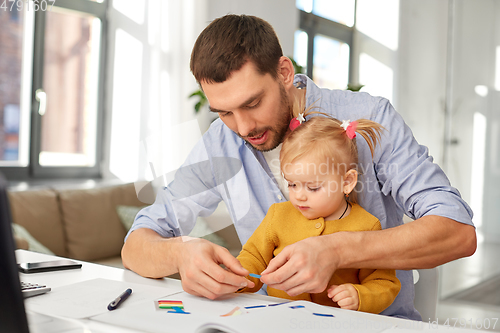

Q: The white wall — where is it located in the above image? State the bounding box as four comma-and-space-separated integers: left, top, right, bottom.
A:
396, 0, 448, 165
396, 0, 500, 243
471, 1, 500, 242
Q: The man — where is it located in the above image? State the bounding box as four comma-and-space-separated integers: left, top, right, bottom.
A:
122, 15, 476, 320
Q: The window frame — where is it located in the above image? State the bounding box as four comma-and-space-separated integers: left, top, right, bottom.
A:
1, 0, 108, 180
297, 1, 358, 86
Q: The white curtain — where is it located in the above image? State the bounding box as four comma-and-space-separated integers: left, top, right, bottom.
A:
104, 0, 209, 186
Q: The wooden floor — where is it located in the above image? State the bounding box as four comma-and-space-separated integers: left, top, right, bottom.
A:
444, 274, 500, 307
437, 238, 500, 331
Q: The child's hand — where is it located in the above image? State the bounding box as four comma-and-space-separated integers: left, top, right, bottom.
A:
327, 284, 359, 310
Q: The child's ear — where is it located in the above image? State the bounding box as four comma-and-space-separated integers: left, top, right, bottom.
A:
343, 169, 358, 195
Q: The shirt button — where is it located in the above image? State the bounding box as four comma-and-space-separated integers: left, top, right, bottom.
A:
277, 195, 282, 200
315, 222, 322, 229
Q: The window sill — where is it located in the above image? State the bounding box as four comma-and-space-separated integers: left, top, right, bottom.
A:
7, 178, 129, 192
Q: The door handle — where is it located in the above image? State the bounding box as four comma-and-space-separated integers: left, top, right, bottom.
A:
35, 88, 46, 116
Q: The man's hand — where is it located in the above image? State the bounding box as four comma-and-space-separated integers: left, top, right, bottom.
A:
260, 235, 338, 296
327, 284, 359, 310
122, 229, 254, 300
177, 237, 255, 300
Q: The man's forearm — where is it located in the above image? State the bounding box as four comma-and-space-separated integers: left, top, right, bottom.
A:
121, 228, 181, 278
335, 215, 477, 270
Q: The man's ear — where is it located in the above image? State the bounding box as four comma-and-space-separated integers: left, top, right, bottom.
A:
343, 169, 358, 195
277, 56, 295, 89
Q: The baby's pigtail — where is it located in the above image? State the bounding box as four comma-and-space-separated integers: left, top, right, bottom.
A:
353, 120, 385, 157
291, 96, 323, 119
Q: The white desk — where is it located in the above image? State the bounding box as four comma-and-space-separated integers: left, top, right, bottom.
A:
17, 250, 182, 333
16, 250, 482, 333
16, 250, 287, 333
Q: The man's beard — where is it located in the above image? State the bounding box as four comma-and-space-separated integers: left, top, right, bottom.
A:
242, 83, 292, 152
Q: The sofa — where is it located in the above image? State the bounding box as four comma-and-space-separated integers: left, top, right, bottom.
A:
8, 182, 242, 269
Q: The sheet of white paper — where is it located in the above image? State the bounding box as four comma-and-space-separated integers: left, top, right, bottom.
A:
91, 291, 285, 333
195, 301, 395, 333
24, 278, 183, 319
93, 294, 394, 333
195, 301, 394, 333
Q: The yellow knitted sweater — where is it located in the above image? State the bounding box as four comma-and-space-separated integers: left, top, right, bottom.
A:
237, 201, 401, 314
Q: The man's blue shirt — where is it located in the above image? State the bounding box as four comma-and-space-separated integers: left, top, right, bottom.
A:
127, 74, 473, 320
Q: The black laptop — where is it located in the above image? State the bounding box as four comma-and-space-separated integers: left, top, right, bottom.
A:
0, 174, 84, 333
0, 174, 30, 333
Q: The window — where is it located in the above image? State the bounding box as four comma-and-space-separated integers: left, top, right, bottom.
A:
295, 0, 399, 102
297, 0, 355, 27
294, 0, 356, 90
38, 9, 101, 168
313, 34, 350, 90
0, 0, 107, 179
0, 5, 32, 168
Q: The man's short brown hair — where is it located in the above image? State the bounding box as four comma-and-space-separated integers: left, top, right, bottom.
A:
190, 14, 283, 84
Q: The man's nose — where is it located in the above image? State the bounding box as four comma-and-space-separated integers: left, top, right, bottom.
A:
234, 112, 256, 137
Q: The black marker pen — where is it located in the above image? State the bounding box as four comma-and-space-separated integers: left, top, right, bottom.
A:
107, 288, 132, 311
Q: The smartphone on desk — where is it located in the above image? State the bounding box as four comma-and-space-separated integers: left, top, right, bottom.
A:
18, 259, 82, 273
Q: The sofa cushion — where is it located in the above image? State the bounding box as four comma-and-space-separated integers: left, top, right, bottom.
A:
116, 205, 229, 249
14, 235, 29, 250
116, 205, 146, 231
12, 223, 55, 255
8, 189, 67, 256
59, 183, 143, 261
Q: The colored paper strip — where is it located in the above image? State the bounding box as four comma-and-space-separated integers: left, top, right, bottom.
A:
248, 273, 261, 279
268, 302, 290, 307
221, 306, 242, 317
167, 307, 190, 314
244, 305, 266, 309
159, 305, 184, 309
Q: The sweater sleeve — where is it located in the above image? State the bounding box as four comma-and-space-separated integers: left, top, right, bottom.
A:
351, 219, 400, 313
352, 268, 401, 314
236, 204, 278, 293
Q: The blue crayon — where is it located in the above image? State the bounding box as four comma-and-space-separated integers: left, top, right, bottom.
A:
244, 305, 266, 309
313, 313, 335, 317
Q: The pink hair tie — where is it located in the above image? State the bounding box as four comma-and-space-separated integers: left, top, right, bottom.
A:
341, 120, 358, 139
289, 113, 305, 131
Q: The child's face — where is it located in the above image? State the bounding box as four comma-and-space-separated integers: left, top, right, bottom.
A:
283, 158, 349, 221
